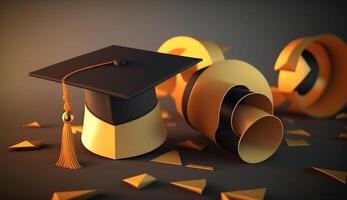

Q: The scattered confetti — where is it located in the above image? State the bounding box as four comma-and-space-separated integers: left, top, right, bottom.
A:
335, 112, 347, 119
171, 179, 206, 195
285, 138, 309, 147
286, 129, 311, 137
281, 117, 294, 124
221, 188, 266, 200
186, 164, 214, 171
71, 125, 83, 134
311, 167, 347, 184
9, 140, 44, 150
51, 189, 97, 200
166, 122, 177, 127
23, 121, 41, 128
122, 173, 156, 189
151, 150, 182, 166
176, 140, 206, 151
161, 111, 171, 119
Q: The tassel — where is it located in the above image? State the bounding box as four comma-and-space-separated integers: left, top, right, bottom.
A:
55, 112, 82, 169
55, 60, 116, 169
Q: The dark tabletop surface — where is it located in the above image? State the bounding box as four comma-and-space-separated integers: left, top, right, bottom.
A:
0, 94, 346, 200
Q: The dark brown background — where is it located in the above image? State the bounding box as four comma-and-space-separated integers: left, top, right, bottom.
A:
1, 0, 346, 199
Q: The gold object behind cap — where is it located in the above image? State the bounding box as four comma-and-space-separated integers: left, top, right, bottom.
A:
157, 36, 283, 163
273, 34, 347, 117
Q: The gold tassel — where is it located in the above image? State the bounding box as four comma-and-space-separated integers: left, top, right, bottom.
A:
55, 60, 116, 169
55, 111, 82, 169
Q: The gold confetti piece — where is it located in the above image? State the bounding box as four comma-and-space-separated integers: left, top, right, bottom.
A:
51, 189, 97, 200
281, 117, 294, 124
176, 140, 206, 151
186, 164, 214, 171
166, 122, 177, 127
285, 138, 309, 147
338, 133, 347, 139
336, 112, 347, 119
151, 150, 182, 166
286, 129, 311, 137
71, 125, 83, 134
221, 188, 266, 200
311, 167, 347, 184
161, 111, 171, 119
122, 173, 157, 189
171, 179, 206, 195
23, 121, 41, 128
9, 140, 43, 150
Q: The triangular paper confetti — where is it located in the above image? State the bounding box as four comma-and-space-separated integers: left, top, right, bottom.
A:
23, 121, 41, 128
171, 179, 206, 194
176, 140, 206, 151
186, 164, 214, 171
338, 133, 347, 139
336, 112, 347, 119
9, 140, 43, 150
71, 125, 83, 134
285, 138, 309, 147
221, 188, 266, 200
281, 117, 294, 124
311, 167, 347, 184
51, 189, 97, 200
161, 111, 171, 119
286, 129, 311, 137
123, 173, 157, 189
151, 150, 182, 166
166, 122, 177, 127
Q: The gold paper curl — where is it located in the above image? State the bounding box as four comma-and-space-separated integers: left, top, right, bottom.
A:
156, 36, 226, 115
157, 36, 283, 163
273, 34, 347, 117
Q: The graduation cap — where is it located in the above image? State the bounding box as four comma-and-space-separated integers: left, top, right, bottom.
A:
30, 45, 201, 169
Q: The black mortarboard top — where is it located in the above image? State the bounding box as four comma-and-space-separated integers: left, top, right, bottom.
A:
29, 45, 202, 125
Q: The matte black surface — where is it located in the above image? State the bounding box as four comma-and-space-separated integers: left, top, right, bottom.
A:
85, 89, 157, 125
29, 45, 202, 99
296, 50, 320, 95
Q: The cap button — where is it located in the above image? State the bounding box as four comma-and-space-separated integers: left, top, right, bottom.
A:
113, 59, 127, 66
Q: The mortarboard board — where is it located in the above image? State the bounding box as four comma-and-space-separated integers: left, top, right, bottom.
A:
30, 45, 201, 168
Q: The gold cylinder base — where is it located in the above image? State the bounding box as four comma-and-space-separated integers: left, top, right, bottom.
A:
81, 103, 167, 159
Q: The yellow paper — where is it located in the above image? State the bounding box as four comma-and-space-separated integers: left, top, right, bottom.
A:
285, 138, 309, 147
286, 129, 311, 137
176, 140, 206, 151
171, 179, 206, 194
151, 150, 182, 166
186, 164, 213, 171
123, 173, 156, 189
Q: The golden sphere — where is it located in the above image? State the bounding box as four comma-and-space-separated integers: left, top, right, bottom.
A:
62, 112, 74, 122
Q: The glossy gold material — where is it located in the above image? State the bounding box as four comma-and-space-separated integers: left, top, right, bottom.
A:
157, 36, 226, 114
81, 103, 166, 159
9, 140, 43, 150
273, 34, 347, 117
